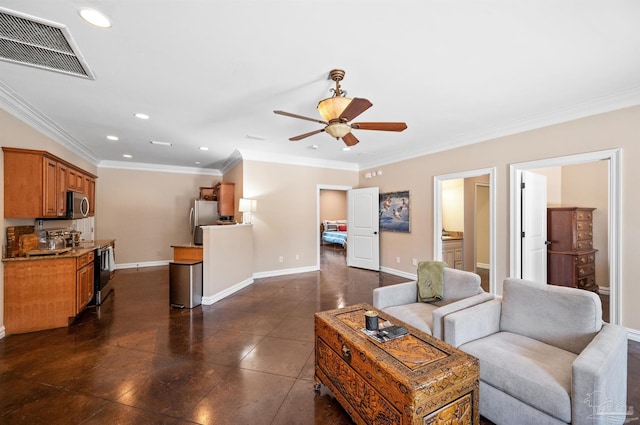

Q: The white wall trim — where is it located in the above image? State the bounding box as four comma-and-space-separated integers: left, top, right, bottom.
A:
116, 260, 170, 269
379, 266, 416, 281
253, 265, 318, 279
627, 328, 640, 343
201, 277, 254, 305
240, 149, 359, 171
510, 148, 622, 325
98, 160, 222, 176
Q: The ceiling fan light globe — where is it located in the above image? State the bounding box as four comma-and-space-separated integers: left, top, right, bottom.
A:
325, 123, 352, 139
317, 97, 352, 121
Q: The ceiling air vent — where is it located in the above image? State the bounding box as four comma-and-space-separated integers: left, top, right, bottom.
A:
0, 7, 95, 79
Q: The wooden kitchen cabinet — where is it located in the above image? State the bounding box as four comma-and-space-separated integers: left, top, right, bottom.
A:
3, 248, 98, 335
76, 250, 95, 313
2, 147, 97, 218
213, 181, 235, 217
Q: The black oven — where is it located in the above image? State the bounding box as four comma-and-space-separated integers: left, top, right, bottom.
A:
93, 245, 113, 305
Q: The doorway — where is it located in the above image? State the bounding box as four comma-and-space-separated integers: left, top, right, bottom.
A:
434, 167, 496, 294
509, 149, 622, 324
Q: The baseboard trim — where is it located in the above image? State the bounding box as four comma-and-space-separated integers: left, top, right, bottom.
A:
116, 260, 171, 269
253, 265, 318, 279
0, 325, 5, 340
598, 286, 610, 295
476, 262, 490, 270
627, 327, 640, 342
202, 277, 254, 305
379, 266, 416, 281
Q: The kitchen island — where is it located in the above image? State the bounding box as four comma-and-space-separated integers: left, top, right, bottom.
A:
201, 224, 253, 305
2, 239, 115, 335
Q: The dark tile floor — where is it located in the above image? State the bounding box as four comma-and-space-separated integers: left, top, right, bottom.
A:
1, 247, 638, 424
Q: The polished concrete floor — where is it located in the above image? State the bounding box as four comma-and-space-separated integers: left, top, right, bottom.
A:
1, 247, 638, 424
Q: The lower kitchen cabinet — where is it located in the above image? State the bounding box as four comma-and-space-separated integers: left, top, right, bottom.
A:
76, 251, 95, 312
3, 249, 96, 335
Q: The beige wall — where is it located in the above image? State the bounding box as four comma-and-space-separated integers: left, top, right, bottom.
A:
241, 160, 358, 273
359, 106, 640, 330
320, 189, 348, 224
96, 167, 218, 265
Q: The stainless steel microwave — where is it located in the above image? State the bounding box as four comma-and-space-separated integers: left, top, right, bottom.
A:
66, 191, 89, 219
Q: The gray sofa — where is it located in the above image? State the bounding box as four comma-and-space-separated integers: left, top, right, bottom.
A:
372, 267, 493, 339
444, 278, 628, 425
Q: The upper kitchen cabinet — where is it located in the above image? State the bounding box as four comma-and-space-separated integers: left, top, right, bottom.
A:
214, 182, 235, 217
3, 147, 97, 219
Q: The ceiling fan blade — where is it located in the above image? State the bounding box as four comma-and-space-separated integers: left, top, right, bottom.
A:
274, 110, 328, 125
338, 98, 373, 122
289, 128, 325, 141
351, 122, 408, 132
342, 132, 359, 147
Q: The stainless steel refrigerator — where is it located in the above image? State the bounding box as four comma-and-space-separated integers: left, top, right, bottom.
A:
189, 199, 219, 245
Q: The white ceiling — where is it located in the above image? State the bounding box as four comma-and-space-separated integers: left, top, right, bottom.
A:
1, 1, 640, 173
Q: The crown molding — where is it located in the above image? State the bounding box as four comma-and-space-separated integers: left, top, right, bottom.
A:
98, 160, 221, 176
237, 149, 359, 172
0, 80, 99, 164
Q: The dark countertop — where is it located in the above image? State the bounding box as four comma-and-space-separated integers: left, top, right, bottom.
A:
3, 239, 115, 262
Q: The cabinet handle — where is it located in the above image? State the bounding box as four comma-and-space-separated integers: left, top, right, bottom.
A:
341, 344, 351, 361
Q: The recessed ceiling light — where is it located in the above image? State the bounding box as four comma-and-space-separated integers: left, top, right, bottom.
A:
106, 135, 119, 141
194, 161, 201, 165
150, 140, 172, 146
199, 146, 209, 151
79, 9, 112, 28
122, 154, 132, 158
134, 113, 150, 120
342, 147, 351, 151
308, 144, 319, 150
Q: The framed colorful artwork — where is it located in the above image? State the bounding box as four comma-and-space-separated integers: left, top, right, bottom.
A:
379, 191, 410, 232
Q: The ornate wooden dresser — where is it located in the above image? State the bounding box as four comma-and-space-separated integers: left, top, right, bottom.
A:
547, 207, 598, 292
315, 303, 479, 425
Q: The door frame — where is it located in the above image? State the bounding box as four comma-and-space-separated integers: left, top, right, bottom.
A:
474, 182, 490, 273
316, 184, 352, 269
434, 167, 496, 294
509, 148, 622, 324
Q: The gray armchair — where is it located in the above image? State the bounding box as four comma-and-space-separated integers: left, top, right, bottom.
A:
372, 267, 493, 339
444, 278, 628, 425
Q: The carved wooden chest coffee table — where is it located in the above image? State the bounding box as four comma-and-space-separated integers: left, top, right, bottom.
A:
315, 303, 479, 425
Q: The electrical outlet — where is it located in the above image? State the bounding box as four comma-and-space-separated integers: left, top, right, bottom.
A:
295, 254, 300, 260
396, 257, 400, 264
412, 258, 418, 266
279, 256, 284, 263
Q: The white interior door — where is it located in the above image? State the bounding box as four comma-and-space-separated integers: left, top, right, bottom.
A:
521, 171, 547, 282
347, 187, 380, 270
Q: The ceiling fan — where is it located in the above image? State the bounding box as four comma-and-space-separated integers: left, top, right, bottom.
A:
274, 69, 407, 147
